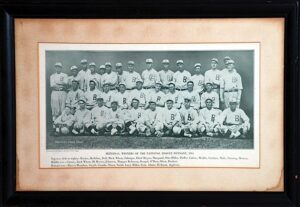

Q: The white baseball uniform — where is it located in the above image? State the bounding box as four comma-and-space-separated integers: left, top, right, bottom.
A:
88, 105, 109, 129
73, 108, 91, 129
198, 107, 222, 133
111, 91, 132, 110
219, 108, 250, 134
68, 74, 82, 90
204, 69, 222, 92
50, 72, 68, 119
101, 90, 116, 108
191, 74, 205, 93
102, 71, 118, 88
173, 70, 191, 89
54, 110, 75, 127
159, 70, 174, 87
142, 108, 164, 131
220, 70, 243, 108
200, 91, 220, 109
65, 89, 84, 109
84, 89, 101, 110
165, 91, 183, 109
179, 106, 199, 133
141, 68, 160, 88
78, 69, 91, 90
181, 90, 201, 110
85, 73, 101, 91
106, 108, 125, 127
148, 90, 166, 107
129, 89, 147, 107
123, 71, 141, 89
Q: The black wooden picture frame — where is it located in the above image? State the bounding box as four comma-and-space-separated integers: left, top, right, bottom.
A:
0, 0, 299, 206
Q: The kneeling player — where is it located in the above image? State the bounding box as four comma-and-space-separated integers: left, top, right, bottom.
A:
198, 98, 222, 136
162, 99, 181, 136
219, 97, 250, 138
86, 97, 108, 135
179, 97, 199, 137
106, 101, 125, 135
124, 98, 144, 135
72, 98, 91, 135
53, 105, 74, 135
141, 101, 164, 137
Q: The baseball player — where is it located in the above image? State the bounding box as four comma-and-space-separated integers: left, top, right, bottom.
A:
86, 97, 109, 135
116, 63, 129, 86
191, 63, 205, 95
129, 79, 147, 108
124, 98, 144, 135
105, 101, 125, 135
67, 65, 81, 90
102, 62, 118, 90
147, 81, 166, 108
221, 56, 232, 74
85, 62, 101, 91
200, 82, 220, 109
141, 101, 164, 137
72, 98, 91, 135
77, 59, 91, 91
173, 60, 191, 90
165, 82, 183, 109
65, 78, 84, 109
101, 82, 115, 108
219, 97, 250, 139
98, 65, 106, 89
141, 58, 160, 89
204, 58, 222, 95
179, 97, 199, 137
161, 99, 182, 136
220, 59, 243, 108
83, 79, 101, 110
125, 61, 142, 90
198, 98, 222, 136
112, 82, 131, 110
50, 62, 68, 122
53, 105, 75, 135
159, 59, 174, 93
182, 81, 201, 110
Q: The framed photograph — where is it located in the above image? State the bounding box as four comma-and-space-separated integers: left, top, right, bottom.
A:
1, 0, 299, 206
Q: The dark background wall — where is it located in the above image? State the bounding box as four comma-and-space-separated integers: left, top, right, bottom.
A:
46, 50, 254, 129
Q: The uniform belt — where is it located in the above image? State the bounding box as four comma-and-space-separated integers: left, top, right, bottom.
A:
143, 86, 155, 89
176, 88, 187, 91
224, 123, 239, 126
224, 89, 238, 92
126, 88, 135, 90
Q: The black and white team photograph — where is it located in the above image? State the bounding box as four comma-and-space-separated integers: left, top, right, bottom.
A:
45, 47, 256, 149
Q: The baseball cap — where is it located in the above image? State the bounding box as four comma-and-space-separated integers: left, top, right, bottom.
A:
187, 80, 194, 85
70, 65, 78, 71
223, 56, 231, 60
136, 79, 144, 83
176, 60, 184, 64
71, 78, 80, 83
168, 81, 175, 86
128, 61, 135, 65
155, 81, 162, 85
146, 58, 153, 63
105, 62, 112, 67
55, 62, 62, 67
78, 97, 86, 104
99, 65, 105, 70
211, 58, 219, 63
132, 97, 139, 102
162, 59, 170, 64
205, 82, 213, 85
166, 98, 174, 102
89, 62, 96, 67
194, 63, 201, 67
80, 59, 88, 64
116, 63, 123, 67
119, 82, 126, 87
205, 98, 213, 102
89, 79, 97, 84
226, 59, 235, 64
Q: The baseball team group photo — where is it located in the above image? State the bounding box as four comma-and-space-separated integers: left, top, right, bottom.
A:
45, 48, 256, 149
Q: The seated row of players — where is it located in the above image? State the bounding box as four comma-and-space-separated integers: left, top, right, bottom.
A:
51, 57, 243, 123
54, 92, 250, 139
65, 77, 220, 111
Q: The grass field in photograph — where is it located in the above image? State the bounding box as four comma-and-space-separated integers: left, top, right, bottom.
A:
46, 134, 254, 149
